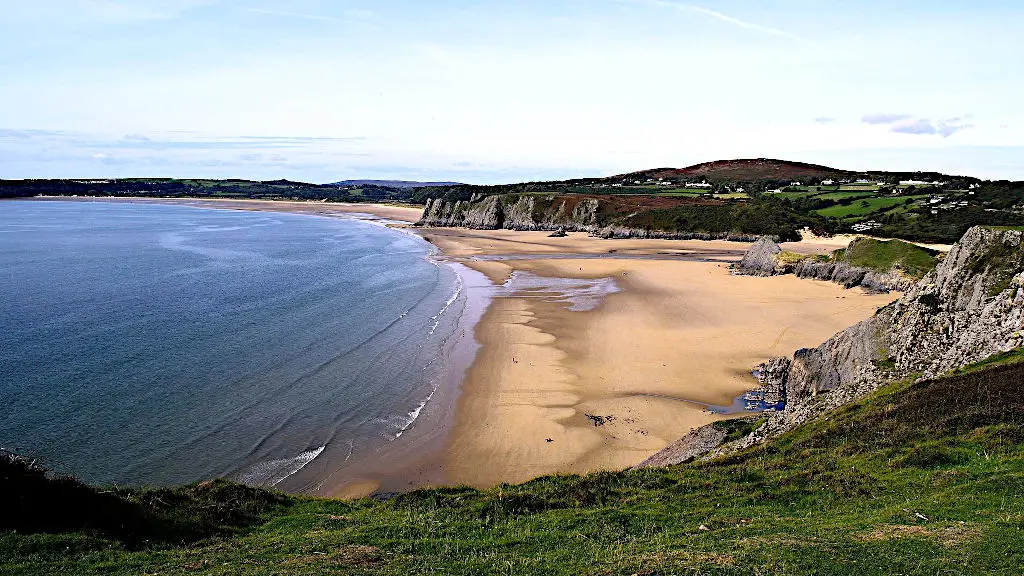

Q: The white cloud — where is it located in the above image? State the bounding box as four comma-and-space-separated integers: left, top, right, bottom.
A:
889, 117, 973, 138
862, 113, 912, 125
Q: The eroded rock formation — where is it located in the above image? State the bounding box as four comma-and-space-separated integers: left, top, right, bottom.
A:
418, 195, 599, 232
733, 236, 785, 277
648, 226, 1024, 464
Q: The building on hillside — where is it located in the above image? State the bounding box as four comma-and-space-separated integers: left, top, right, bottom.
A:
851, 220, 882, 232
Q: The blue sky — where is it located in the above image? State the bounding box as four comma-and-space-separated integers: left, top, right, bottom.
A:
1, 0, 1021, 183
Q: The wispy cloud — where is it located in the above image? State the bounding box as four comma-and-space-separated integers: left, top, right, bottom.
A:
890, 117, 973, 138
862, 113, 912, 125
861, 114, 972, 137
247, 8, 346, 23
0, 128, 72, 140
814, 117, 836, 124
619, 0, 808, 43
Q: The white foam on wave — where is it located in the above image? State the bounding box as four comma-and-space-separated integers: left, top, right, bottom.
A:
395, 383, 438, 439
236, 445, 326, 487
428, 267, 463, 335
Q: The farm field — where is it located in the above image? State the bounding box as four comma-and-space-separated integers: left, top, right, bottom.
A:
816, 195, 927, 219
813, 191, 878, 201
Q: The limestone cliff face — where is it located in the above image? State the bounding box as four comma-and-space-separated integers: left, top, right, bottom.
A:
418, 195, 599, 232
648, 226, 1024, 464
888, 227, 1024, 376
418, 195, 765, 239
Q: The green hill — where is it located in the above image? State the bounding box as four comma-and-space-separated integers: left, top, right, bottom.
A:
4, 350, 1023, 575
835, 237, 940, 279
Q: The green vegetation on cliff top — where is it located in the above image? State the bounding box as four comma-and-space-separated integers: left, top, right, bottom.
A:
834, 238, 940, 280
4, 353, 1023, 575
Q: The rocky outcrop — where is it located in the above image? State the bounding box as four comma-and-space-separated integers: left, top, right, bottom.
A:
418, 195, 600, 232
751, 356, 790, 404
595, 227, 763, 242
732, 236, 916, 292
793, 259, 914, 292
740, 226, 1022, 448
733, 237, 785, 276
634, 424, 727, 468
888, 227, 1024, 376
645, 226, 1024, 466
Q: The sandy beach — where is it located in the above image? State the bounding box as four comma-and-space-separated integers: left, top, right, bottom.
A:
33, 198, 900, 493
30, 196, 426, 225
423, 228, 898, 488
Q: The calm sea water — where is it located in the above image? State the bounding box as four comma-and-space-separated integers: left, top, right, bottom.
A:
0, 200, 463, 490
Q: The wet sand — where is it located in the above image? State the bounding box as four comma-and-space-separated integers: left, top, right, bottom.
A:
425, 229, 898, 488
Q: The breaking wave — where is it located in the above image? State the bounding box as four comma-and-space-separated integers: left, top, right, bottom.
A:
236, 445, 326, 487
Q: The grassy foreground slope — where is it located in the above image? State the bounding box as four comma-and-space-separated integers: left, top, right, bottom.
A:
4, 353, 1024, 575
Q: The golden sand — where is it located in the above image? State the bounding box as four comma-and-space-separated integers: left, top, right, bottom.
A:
426, 229, 898, 488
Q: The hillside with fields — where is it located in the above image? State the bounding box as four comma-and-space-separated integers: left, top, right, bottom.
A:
4, 158, 1024, 243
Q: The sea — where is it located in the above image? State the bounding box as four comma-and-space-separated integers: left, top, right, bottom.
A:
0, 200, 466, 492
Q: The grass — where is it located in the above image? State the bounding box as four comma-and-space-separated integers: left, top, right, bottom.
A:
3, 354, 1024, 575
838, 237, 939, 279
816, 196, 927, 219
777, 251, 828, 265
812, 191, 877, 201
771, 191, 818, 200
967, 231, 1024, 295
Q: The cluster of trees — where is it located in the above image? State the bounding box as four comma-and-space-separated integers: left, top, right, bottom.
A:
620, 198, 823, 242
0, 179, 415, 203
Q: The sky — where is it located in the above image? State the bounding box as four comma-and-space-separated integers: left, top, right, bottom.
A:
1, 0, 1022, 183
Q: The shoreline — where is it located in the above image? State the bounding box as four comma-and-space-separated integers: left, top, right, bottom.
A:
426, 232, 898, 488
16, 197, 900, 496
